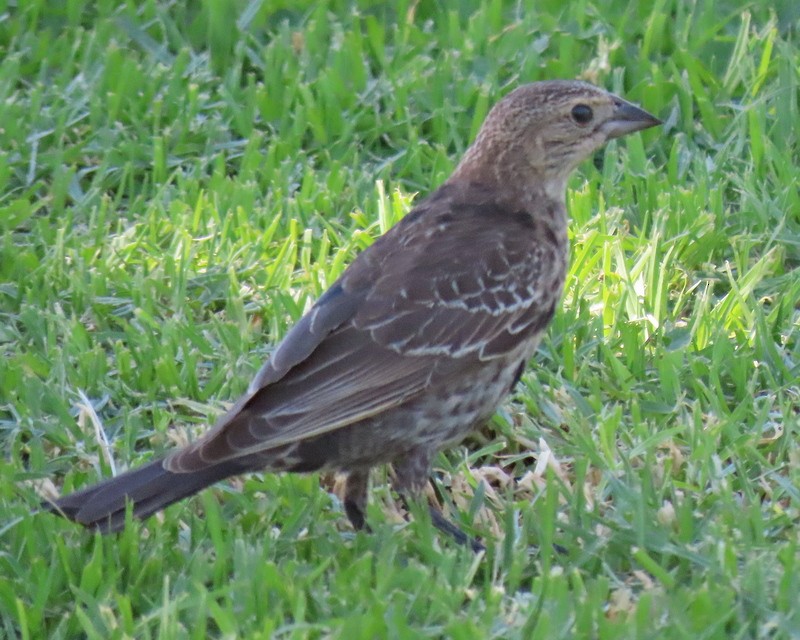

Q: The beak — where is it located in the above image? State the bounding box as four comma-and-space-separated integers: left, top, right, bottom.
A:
602, 97, 662, 139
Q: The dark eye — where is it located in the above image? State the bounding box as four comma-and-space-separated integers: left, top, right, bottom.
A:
571, 104, 594, 125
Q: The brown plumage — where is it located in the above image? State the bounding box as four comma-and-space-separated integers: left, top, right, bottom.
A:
45, 80, 660, 544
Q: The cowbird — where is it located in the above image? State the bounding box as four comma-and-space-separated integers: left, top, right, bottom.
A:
45, 80, 660, 547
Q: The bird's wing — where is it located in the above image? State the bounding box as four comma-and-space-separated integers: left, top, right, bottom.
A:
167, 193, 564, 472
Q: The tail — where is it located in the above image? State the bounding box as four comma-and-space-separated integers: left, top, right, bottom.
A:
43, 458, 244, 533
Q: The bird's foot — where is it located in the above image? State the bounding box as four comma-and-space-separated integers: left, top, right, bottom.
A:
427, 504, 485, 553
397, 494, 484, 553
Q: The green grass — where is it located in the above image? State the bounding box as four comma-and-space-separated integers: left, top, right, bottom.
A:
1, 0, 798, 638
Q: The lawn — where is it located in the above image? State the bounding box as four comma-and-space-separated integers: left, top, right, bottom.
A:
1, 1, 798, 638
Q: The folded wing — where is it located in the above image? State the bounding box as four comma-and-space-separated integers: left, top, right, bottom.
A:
167, 193, 563, 473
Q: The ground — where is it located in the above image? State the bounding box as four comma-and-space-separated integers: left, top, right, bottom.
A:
0, 1, 798, 638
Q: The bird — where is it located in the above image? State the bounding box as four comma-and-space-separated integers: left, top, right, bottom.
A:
44, 80, 660, 548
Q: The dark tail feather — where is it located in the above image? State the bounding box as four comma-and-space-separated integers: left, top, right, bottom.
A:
43, 458, 242, 533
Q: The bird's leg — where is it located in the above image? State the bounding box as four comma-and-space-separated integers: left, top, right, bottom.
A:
392, 450, 484, 553
343, 469, 370, 531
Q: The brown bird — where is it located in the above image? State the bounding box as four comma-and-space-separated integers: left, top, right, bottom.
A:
45, 80, 660, 547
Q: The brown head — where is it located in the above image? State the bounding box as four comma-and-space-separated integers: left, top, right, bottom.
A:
451, 80, 661, 201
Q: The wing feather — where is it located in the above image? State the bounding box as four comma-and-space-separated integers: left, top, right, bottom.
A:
167, 189, 565, 472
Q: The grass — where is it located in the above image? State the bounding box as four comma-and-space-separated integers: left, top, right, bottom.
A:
1, 0, 798, 638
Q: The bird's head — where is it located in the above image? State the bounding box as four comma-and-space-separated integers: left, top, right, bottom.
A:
452, 80, 661, 201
